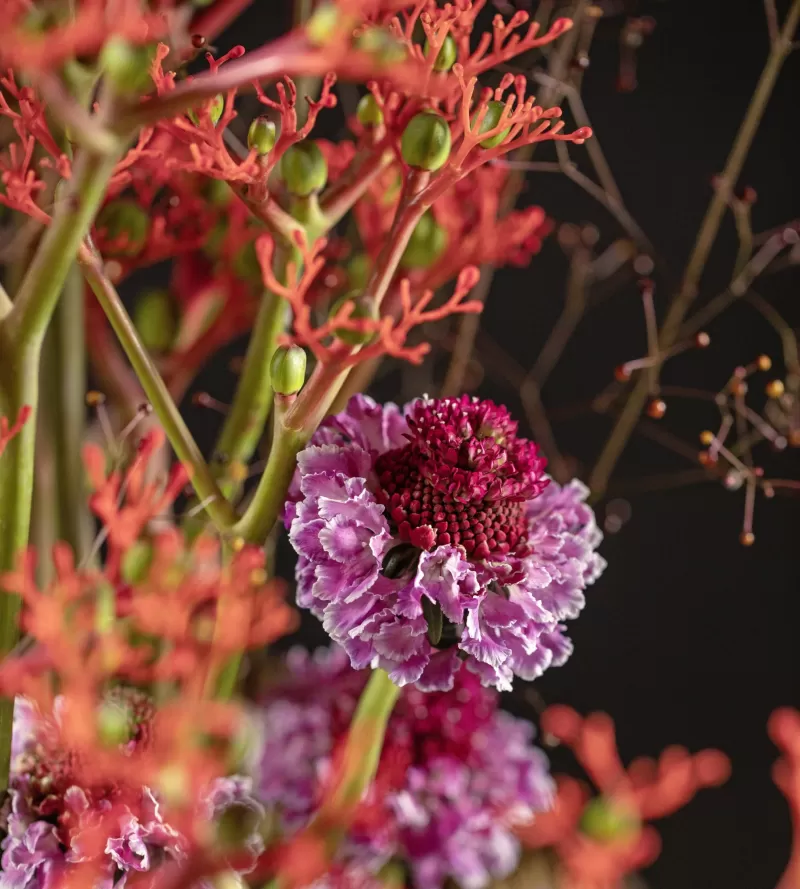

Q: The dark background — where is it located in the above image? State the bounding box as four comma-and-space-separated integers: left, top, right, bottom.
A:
188, 2, 800, 887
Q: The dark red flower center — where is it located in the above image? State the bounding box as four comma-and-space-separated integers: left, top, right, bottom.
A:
373, 396, 547, 560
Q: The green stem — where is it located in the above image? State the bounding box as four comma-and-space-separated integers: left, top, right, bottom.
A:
52, 265, 93, 560
215, 288, 288, 501
78, 246, 237, 531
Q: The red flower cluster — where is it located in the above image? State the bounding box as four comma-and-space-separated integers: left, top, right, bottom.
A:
518, 705, 730, 888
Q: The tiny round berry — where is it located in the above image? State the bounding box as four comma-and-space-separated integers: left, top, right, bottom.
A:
100, 37, 155, 95
280, 141, 328, 196
400, 211, 448, 269
132, 289, 178, 353
401, 112, 452, 171
355, 26, 407, 64
188, 94, 224, 127
646, 398, 667, 419
329, 292, 378, 345
766, 380, 785, 398
699, 430, 714, 446
356, 93, 384, 128
248, 117, 277, 155
698, 450, 714, 466
614, 365, 631, 382
472, 100, 511, 149
270, 345, 307, 396
694, 331, 711, 348
424, 33, 457, 71
757, 354, 772, 372
739, 531, 755, 546
191, 34, 206, 49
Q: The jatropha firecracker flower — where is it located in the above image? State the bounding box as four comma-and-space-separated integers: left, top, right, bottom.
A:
285, 395, 606, 691
257, 646, 554, 889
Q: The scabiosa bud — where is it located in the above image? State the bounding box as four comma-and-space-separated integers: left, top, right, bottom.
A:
472, 101, 511, 148
248, 117, 278, 155
257, 647, 554, 889
424, 33, 457, 71
270, 345, 307, 396
280, 142, 329, 196
284, 395, 606, 691
188, 94, 225, 127
96, 199, 149, 257
400, 211, 447, 269
100, 37, 155, 95
132, 289, 178, 354
401, 112, 451, 172
356, 94, 384, 128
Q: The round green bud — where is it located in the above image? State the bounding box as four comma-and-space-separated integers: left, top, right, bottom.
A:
247, 117, 277, 155
306, 2, 339, 46
347, 253, 372, 290
579, 797, 639, 843
96, 199, 149, 257
355, 27, 407, 65
96, 700, 132, 747
132, 290, 178, 354
279, 141, 328, 197
400, 112, 451, 172
329, 292, 378, 346
424, 33, 457, 72
188, 94, 224, 127
121, 539, 155, 585
472, 100, 511, 148
400, 211, 447, 269
270, 345, 307, 396
204, 177, 233, 207
356, 94, 384, 128
100, 37, 154, 95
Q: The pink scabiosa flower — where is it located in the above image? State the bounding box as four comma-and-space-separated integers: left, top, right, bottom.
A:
285, 395, 606, 691
257, 646, 554, 889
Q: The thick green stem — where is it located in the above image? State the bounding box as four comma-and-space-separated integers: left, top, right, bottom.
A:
588, 0, 800, 499
215, 289, 288, 501
78, 246, 237, 531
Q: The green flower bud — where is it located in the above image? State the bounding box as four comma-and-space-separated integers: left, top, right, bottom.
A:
347, 253, 372, 290
204, 177, 233, 207
270, 345, 307, 396
132, 290, 178, 354
329, 292, 378, 346
121, 539, 155, 585
96, 199, 149, 257
400, 112, 451, 172
400, 211, 447, 269
424, 33, 457, 72
100, 37, 155, 95
356, 94, 384, 128
96, 700, 132, 747
355, 27, 407, 65
579, 797, 639, 843
247, 117, 278, 155
472, 100, 511, 148
188, 94, 224, 127
306, 2, 339, 46
279, 141, 328, 197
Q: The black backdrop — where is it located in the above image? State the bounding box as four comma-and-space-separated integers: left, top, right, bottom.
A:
151, 2, 800, 887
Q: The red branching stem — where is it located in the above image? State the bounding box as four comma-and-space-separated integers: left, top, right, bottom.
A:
320, 144, 394, 226
0, 406, 33, 459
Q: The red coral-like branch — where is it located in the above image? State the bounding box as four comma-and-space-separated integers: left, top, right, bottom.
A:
0, 405, 32, 458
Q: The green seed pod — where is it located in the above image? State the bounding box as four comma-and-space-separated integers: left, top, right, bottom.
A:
356, 27, 407, 65
132, 289, 178, 354
579, 797, 639, 843
347, 252, 372, 290
424, 33, 457, 72
204, 177, 233, 207
329, 291, 378, 346
121, 539, 155, 585
188, 94, 224, 127
247, 117, 278, 155
356, 94, 384, 128
279, 141, 328, 197
96, 700, 132, 747
306, 2, 339, 46
96, 199, 149, 257
400, 112, 451, 172
100, 37, 155, 95
400, 211, 447, 269
270, 345, 307, 396
472, 100, 511, 148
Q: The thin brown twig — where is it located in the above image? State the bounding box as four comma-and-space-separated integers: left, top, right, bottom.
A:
588, 0, 800, 499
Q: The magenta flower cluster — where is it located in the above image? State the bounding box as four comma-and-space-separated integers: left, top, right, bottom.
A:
285, 395, 606, 691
